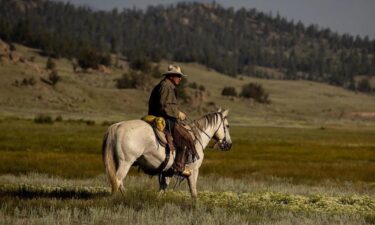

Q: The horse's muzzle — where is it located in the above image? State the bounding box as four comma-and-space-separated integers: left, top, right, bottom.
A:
220, 141, 232, 151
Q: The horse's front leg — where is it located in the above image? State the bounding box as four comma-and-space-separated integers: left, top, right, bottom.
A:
187, 168, 199, 198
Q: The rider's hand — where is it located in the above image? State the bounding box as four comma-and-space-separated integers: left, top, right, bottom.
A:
178, 111, 186, 120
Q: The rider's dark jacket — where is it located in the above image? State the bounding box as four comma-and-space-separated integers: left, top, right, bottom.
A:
148, 78, 179, 119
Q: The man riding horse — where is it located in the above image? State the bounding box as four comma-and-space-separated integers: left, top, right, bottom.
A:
148, 64, 195, 177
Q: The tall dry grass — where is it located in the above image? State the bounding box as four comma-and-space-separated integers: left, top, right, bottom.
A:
0, 174, 374, 225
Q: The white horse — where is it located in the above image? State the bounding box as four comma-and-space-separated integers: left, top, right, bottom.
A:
102, 108, 232, 197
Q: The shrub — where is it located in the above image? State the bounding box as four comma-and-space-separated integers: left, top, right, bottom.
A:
34, 115, 53, 124
189, 82, 198, 89
77, 48, 111, 69
85, 120, 95, 126
188, 82, 206, 91
99, 53, 111, 67
129, 57, 151, 72
46, 57, 56, 70
221, 86, 237, 97
9, 42, 16, 51
77, 48, 101, 69
357, 78, 372, 93
116, 71, 138, 89
21, 77, 36, 86
240, 82, 270, 103
49, 70, 61, 86
55, 115, 63, 122
14, 77, 36, 87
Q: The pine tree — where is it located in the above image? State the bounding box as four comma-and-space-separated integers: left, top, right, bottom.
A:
46, 57, 56, 70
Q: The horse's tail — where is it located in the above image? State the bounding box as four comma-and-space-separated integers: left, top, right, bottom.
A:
102, 124, 119, 194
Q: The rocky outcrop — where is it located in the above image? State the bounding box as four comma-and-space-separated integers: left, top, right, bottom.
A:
98, 64, 112, 74
9, 51, 22, 62
0, 39, 41, 73
24, 60, 41, 73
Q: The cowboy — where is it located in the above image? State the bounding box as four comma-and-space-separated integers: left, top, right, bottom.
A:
148, 64, 192, 176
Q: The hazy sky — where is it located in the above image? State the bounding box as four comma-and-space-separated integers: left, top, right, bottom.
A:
54, 0, 375, 39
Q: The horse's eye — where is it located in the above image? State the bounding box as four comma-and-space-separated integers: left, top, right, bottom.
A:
226, 125, 230, 128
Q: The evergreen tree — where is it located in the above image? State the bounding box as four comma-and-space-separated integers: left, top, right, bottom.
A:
286, 50, 297, 79
0, 0, 374, 91
46, 57, 56, 70
358, 78, 372, 93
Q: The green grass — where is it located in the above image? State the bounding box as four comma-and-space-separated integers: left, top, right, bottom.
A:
0, 118, 374, 182
0, 118, 105, 177
0, 118, 374, 224
0, 118, 103, 153
202, 126, 375, 181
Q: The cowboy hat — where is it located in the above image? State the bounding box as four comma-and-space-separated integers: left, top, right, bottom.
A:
162, 64, 187, 77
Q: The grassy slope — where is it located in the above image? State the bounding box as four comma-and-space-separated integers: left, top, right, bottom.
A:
0, 44, 374, 127
177, 62, 375, 126
0, 44, 149, 121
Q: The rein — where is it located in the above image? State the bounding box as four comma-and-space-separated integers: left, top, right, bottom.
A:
185, 112, 226, 149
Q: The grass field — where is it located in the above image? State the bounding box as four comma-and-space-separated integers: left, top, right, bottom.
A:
1, 39, 375, 224
1, 118, 374, 182
0, 118, 374, 224
1, 175, 374, 225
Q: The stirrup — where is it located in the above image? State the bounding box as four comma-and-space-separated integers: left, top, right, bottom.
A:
181, 168, 191, 177
172, 167, 191, 177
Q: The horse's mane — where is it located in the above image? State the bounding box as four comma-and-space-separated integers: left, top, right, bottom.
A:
193, 112, 221, 130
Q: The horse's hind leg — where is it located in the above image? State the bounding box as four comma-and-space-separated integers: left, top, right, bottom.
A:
116, 160, 133, 197
158, 174, 170, 195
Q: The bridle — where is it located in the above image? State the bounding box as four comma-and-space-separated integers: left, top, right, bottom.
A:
187, 112, 229, 150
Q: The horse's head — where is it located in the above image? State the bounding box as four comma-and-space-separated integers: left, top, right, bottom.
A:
213, 108, 232, 151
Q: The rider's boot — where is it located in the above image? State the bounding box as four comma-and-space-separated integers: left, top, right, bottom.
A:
172, 146, 191, 177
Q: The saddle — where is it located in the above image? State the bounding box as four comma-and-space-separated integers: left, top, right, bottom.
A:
141, 115, 199, 176
141, 115, 195, 148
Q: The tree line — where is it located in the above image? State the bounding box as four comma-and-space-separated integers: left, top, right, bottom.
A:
0, 0, 374, 91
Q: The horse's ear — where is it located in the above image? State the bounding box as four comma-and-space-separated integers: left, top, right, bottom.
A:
217, 107, 222, 112
222, 109, 230, 117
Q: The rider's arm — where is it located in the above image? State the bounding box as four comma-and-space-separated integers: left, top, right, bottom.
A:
160, 84, 179, 119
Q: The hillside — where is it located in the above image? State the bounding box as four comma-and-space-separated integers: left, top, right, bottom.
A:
0, 0, 374, 91
1, 42, 374, 127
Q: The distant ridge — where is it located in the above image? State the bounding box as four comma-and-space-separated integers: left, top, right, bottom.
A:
0, 0, 374, 91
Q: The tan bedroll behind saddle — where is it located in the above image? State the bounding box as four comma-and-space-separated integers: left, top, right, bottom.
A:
141, 115, 168, 147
